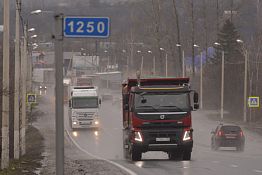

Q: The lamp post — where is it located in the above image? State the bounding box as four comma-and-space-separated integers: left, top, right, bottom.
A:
148, 50, 155, 76
176, 44, 185, 77
137, 50, 144, 76
214, 42, 224, 121
20, 9, 42, 157
237, 39, 248, 122
2, 0, 10, 169
160, 48, 168, 77
193, 44, 203, 109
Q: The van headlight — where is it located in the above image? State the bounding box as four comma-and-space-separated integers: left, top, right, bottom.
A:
94, 120, 99, 125
73, 121, 77, 125
183, 130, 191, 141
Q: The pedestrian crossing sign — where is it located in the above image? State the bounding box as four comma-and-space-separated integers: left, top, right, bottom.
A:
248, 96, 259, 108
27, 94, 37, 103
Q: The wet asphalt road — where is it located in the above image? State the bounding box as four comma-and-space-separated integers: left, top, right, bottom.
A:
43, 88, 262, 175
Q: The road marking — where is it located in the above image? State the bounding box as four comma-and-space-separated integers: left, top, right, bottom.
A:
254, 169, 262, 173
230, 164, 238, 168
65, 129, 137, 175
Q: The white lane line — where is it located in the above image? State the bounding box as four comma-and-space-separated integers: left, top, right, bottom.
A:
254, 169, 262, 173
65, 129, 137, 175
230, 164, 238, 168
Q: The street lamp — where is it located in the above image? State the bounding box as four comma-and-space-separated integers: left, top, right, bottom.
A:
237, 39, 248, 122
148, 50, 155, 76
28, 28, 35, 32
137, 50, 144, 76
30, 34, 37, 39
194, 44, 203, 109
30, 9, 42, 15
214, 42, 225, 121
160, 48, 168, 77
176, 44, 185, 77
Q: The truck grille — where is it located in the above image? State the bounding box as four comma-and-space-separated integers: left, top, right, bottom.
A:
148, 132, 177, 138
77, 112, 95, 118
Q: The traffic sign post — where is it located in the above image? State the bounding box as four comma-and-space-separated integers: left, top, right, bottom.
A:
55, 15, 110, 174
27, 93, 36, 104
248, 96, 260, 108
64, 17, 110, 38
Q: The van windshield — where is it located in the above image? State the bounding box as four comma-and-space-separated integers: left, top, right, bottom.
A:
72, 97, 98, 109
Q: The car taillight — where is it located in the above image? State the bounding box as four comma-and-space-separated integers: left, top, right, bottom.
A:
217, 130, 224, 137
240, 131, 244, 137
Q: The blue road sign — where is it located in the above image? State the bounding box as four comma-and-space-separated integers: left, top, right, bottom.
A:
64, 17, 110, 38
248, 96, 260, 108
27, 94, 37, 103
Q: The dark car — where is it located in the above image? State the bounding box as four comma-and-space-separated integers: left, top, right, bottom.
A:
211, 124, 245, 151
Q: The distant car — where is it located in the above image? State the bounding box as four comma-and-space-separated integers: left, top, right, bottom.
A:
39, 85, 47, 90
211, 124, 245, 151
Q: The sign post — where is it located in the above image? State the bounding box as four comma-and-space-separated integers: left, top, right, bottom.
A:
53, 15, 110, 174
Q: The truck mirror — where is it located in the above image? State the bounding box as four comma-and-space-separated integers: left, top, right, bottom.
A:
194, 103, 199, 110
193, 92, 199, 103
69, 100, 72, 108
99, 98, 102, 105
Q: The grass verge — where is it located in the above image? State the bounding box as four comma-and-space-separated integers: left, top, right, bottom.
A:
0, 125, 44, 175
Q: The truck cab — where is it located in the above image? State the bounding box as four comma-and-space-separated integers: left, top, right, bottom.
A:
68, 86, 101, 129
122, 78, 199, 161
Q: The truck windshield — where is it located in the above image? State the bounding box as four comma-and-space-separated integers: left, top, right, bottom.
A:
72, 97, 98, 109
135, 93, 190, 112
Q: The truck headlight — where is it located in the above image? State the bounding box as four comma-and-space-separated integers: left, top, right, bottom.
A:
94, 121, 99, 125
73, 121, 77, 125
183, 130, 191, 141
134, 131, 143, 142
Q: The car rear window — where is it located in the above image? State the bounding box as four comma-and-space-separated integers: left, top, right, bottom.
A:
221, 126, 241, 132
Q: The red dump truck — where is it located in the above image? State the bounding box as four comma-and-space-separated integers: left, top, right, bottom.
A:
122, 77, 199, 161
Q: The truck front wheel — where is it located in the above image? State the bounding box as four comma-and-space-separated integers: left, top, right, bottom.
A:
183, 150, 191, 160
131, 149, 142, 161
168, 151, 183, 160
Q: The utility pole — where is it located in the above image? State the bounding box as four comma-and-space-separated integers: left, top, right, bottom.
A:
1, 0, 10, 169
54, 13, 64, 175
221, 51, 225, 121
200, 52, 203, 109
165, 53, 168, 77
191, 0, 195, 76
182, 50, 185, 77
21, 24, 28, 156
14, 0, 21, 159
243, 49, 248, 122
140, 55, 144, 76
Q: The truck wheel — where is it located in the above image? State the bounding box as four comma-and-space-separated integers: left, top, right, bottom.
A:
237, 144, 244, 152
168, 151, 182, 160
131, 149, 142, 161
183, 150, 191, 161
